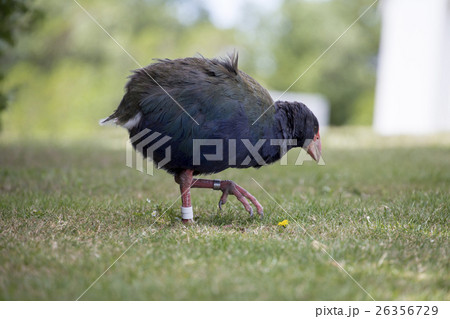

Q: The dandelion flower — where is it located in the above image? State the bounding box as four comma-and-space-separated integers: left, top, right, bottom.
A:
278, 219, 289, 227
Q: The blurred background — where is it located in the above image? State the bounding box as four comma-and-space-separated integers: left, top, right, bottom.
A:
0, 0, 448, 141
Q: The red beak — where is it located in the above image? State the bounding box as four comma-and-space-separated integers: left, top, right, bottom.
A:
307, 133, 322, 163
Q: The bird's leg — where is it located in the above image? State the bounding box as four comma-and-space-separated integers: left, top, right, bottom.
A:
174, 169, 194, 224
190, 178, 263, 217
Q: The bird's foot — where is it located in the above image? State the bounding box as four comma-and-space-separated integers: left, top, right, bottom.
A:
217, 180, 263, 218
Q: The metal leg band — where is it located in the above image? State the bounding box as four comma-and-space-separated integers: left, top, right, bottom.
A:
213, 179, 221, 190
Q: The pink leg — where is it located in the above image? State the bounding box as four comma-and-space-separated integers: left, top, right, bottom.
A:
190, 178, 264, 217
175, 170, 194, 224
174, 172, 264, 221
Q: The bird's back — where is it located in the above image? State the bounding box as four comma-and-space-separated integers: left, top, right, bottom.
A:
104, 54, 277, 175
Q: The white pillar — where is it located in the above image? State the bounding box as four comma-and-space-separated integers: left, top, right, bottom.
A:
374, 0, 450, 135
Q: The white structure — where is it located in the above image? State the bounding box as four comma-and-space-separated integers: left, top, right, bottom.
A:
270, 91, 330, 129
374, 0, 450, 135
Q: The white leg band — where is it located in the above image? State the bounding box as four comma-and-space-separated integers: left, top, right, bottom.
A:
181, 206, 193, 220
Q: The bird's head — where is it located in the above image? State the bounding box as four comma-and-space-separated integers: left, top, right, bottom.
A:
275, 101, 322, 163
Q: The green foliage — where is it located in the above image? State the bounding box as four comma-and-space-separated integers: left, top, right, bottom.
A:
0, 0, 42, 47
251, 0, 380, 125
0, 0, 42, 129
2, 0, 239, 138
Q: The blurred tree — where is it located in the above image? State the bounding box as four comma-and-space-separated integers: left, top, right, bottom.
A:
2, 0, 238, 138
250, 0, 380, 125
2, 0, 380, 139
0, 0, 42, 130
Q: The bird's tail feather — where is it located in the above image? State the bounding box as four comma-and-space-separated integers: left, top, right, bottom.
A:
98, 116, 117, 126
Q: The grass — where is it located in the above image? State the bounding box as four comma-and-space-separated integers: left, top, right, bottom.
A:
0, 127, 449, 300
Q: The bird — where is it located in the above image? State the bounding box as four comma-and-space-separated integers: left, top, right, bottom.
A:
101, 53, 321, 223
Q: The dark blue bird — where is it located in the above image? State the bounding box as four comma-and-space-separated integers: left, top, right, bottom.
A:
101, 53, 321, 223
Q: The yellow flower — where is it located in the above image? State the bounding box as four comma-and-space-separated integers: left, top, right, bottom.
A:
278, 219, 289, 227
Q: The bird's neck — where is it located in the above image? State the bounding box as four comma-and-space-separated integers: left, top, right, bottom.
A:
274, 101, 299, 142
246, 103, 301, 166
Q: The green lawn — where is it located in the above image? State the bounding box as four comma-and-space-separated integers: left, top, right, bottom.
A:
0, 128, 449, 300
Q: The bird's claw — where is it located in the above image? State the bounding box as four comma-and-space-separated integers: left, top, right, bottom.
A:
216, 180, 263, 219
